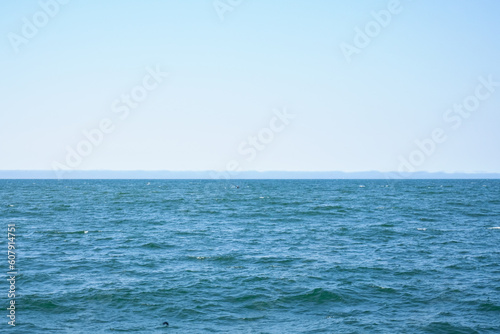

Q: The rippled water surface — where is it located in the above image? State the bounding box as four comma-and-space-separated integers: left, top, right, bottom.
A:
1, 179, 499, 333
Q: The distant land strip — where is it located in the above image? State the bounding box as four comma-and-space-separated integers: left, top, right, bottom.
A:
1, 171, 499, 179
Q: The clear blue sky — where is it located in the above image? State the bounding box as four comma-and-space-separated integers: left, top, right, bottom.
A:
1, 0, 499, 173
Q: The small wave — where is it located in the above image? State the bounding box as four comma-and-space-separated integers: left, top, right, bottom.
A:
313, 204, 345, 210
186, 254, 237, 262
141, 242, 174, 249
36, 230, 93, 235
240, 316, 266, 321
464, 212, 489, 217
225, 292, 269, 304
51, 204, 71, 211
21, 296, 81, 313
255, 256, 296, 264
280, 288, 343, 305
371, 285, 397, 293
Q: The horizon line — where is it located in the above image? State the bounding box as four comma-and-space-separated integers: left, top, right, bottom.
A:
1, 170, 499, 180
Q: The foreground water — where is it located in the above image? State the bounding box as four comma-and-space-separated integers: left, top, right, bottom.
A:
1, 179, 499, 333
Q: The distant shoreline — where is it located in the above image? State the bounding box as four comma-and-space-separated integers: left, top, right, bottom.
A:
1, 171, 499, 180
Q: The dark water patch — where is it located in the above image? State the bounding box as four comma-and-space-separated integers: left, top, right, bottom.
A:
50, 204, 72, 211
311, 204, 346, 211
419, 217, 438, 222
140, 242, 174, 249
421, 321, 480, 334
276, 288, 344, 306
478, 302, 500, 312
22, 297, 81, 314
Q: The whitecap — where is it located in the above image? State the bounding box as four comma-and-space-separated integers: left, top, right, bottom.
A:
417, 228, 427, 231
84, 231, 89, 234
488, 227, 500, 230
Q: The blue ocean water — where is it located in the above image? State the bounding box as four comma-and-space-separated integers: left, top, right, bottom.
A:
1, 179, 500, 333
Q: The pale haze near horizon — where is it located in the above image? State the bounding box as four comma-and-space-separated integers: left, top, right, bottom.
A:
1, 0, 499, 173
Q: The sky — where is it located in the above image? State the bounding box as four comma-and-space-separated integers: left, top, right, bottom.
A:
1, 0, 499, 173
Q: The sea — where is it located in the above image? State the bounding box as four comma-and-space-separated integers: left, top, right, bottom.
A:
1, 179, 499, 333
